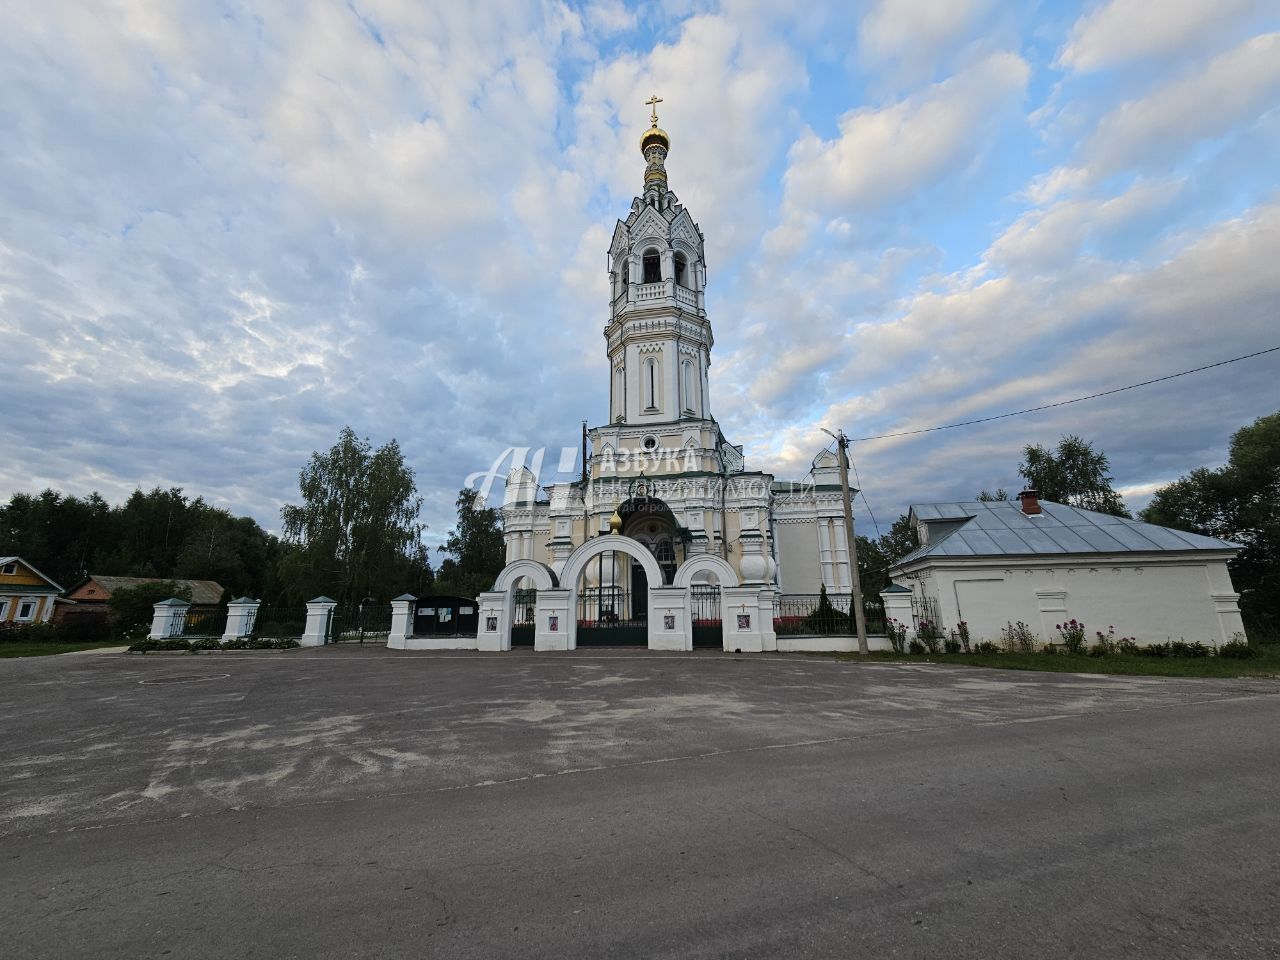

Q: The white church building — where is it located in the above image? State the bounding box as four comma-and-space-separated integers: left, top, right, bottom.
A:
472, 104, 860, 653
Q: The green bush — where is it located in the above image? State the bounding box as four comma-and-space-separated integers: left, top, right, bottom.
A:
907, 639, 927, 655
157, 638, 191, 652
1139, 642, 1172, 658
1219, 640, 1260, 660
1116, 638, 1141, 655
271, 638, 300, 649
974, 640, 1001, 654
222, 636, 251, 650
1170, 640, 1210, 658
943, 635, 961, 654
0, 621, 58, 644
190, 637, 222, 652
1057, 619, 1087, 655
127, 638, 160, 653
1001, 621, 1038, 653
247, 636, 275, 649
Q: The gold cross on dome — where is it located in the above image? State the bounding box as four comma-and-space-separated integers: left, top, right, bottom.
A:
645, 94, 663, 125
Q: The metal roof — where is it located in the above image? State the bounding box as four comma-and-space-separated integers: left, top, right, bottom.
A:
895, 500, 1239, 566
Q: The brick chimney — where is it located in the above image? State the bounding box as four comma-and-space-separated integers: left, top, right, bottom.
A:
1017, 489, 1042, 515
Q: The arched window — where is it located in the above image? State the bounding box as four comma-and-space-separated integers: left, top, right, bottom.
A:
616, 260, 628, 297
644, 357, 658, 410
674, 252, 687, 287
642, 250, 662, 284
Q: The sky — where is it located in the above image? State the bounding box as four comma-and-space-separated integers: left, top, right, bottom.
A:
2, 0, 1278, 546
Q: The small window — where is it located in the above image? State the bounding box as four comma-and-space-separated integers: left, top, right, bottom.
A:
16, 599, 37, 622
1, 563, 15, 576
642, 252, 662, 284
643, 436, 658, 450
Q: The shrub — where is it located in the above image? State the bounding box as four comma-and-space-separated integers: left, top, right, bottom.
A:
943, 635, 962, 654
271, 638, 301, 649
1001, 621, 1038, 654
222, 636, 251, 650
1169, 640, 1210, 658
0, 622, 58, 644
907, 639, 927, 655
973, 640, 1001, 654
1057, 619, 1087, 655
916, 620, 943, 653
1041, 643, 1058, 655
190, 637, 222, 652
157, 638, 191, 652
1218, 640, 1259, 660
127, 638, 160, 653
1116, 637, 1141, 656
1139, 642, 1172, 658
957, 621, 971, 653
886, 618, 908, 654
247, 636, 275, 649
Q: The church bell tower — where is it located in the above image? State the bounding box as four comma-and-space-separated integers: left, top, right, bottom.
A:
603, 96, 713, 428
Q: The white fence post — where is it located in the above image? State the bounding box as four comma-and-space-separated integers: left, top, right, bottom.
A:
302, 597, 337, 647
387, 595, 416, 650
149, 598, 189, 639
222, 597, 260, 642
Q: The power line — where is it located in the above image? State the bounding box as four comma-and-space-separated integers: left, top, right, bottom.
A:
847, 346, 1280, 444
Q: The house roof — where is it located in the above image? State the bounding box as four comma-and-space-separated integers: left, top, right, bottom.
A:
84, 575, 226, 605
0, 556, 65, 593
894, 500, 1240, 567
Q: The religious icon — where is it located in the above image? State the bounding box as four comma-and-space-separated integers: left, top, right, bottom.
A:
737, 614, 751, 630
549, 615, 559, 632
664, 614, 675, 630
486, 616, 497, 632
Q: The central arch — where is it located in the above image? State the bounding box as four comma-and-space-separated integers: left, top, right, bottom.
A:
563, 535, 665, 648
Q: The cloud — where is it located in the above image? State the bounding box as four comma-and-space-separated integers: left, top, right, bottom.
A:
859, 0, 998, 83
1057, 0, 1270, 73
771, 51, 1029, 253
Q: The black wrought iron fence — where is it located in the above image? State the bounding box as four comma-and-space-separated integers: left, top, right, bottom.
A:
327, 603, 393, 643
690, 584, 723, 648
511, 589, 536, 647
910, 596, 943, 632
175, 607, 228, 638
249, 604, 305, 640
773, 593, 887, 636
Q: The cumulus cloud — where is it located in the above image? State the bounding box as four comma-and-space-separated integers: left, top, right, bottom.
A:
1057, 0, 1270, 73
859, 0, 999, 82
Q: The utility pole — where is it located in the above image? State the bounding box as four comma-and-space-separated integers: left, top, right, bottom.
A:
823, 428, 869, 655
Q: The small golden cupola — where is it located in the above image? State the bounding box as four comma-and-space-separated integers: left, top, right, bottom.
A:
640, 94, 670, 191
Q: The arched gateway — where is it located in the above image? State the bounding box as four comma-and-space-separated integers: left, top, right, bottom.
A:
563, 535, 665, 648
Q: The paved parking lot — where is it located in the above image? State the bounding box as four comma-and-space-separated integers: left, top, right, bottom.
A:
3, 646, 1278, 958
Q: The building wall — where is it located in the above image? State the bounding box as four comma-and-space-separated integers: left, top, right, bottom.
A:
908, 556, 1243, 645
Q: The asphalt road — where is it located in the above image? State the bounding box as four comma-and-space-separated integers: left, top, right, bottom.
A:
2, 647, 1278, 959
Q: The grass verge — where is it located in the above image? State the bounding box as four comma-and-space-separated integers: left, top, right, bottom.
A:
841, 648, 1280, 678
0, 642, 125, 659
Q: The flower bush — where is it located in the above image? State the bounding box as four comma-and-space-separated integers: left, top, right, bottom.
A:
1001, 621, 1038, 653
886, 618, 908, 654
1056, 619, 1087, 655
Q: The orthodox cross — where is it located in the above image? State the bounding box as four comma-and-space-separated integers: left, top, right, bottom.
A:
645, 94, 663, 125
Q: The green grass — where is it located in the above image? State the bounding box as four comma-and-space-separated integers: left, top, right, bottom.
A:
842, 648, 1280, 678
0, 642, 125, 659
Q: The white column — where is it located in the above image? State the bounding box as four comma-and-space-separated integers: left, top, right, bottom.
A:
476, 591, 511, 652
723, 587, 766, 653
302, 596, 337, 647
149, 599, 188, 639
533, 588, 572, 651
222, 598, 260, 642
649, 586, 692, 652
881, 587, 914, 642
1211, 592, 1247, 643
387, 594, 416, 650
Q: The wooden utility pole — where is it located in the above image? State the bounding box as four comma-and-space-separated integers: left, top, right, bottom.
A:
829, 429, 869, 655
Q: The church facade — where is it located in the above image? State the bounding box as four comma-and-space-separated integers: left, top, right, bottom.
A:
476, 105, 855, 652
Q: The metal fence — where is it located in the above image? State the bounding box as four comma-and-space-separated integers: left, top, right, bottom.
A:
910, 595, 943, 631
173, 607, 228, 638
690, 584, 723, 648
248, 604, 305, 640
773, 593, 887, 636
511, 589, 536, 647
327, 603, 393, 643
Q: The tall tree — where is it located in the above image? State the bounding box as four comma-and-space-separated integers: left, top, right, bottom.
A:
857, 514, 919, 598
435, 488, 505, 599
1018, 435, 1129, 516
278, 427, 428, 604
1142, 411, 1279, 632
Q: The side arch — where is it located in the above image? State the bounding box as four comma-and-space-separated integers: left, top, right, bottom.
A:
673, 554, 740, 588
493, 559, 558, 592
562, 535, 664, 590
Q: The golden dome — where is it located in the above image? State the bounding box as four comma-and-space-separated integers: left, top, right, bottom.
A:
608, 509, 623, 534
640, 125, 670, 154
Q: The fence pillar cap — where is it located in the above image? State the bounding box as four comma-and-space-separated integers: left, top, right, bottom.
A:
229, 596, 258, 605
154, 597, 190, 607
391, 594, 417, 602
308, 596, 337, 604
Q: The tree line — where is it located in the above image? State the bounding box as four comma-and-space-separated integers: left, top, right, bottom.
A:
0, 426, 505, 609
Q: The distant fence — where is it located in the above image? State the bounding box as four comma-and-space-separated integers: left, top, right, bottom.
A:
773, 593, 886, 636
172, 607, 228, 638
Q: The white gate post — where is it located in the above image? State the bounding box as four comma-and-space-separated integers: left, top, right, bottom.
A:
222, 597, 260, 642
150, 598, 189, 639
477, 591, 511, 651
302, 596, 337, 647
387, 594, 416, 650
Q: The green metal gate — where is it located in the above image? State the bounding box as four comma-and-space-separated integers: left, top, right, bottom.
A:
327, 602, 392, 644
690, 584, 723, 649
511, 589, 536, 647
